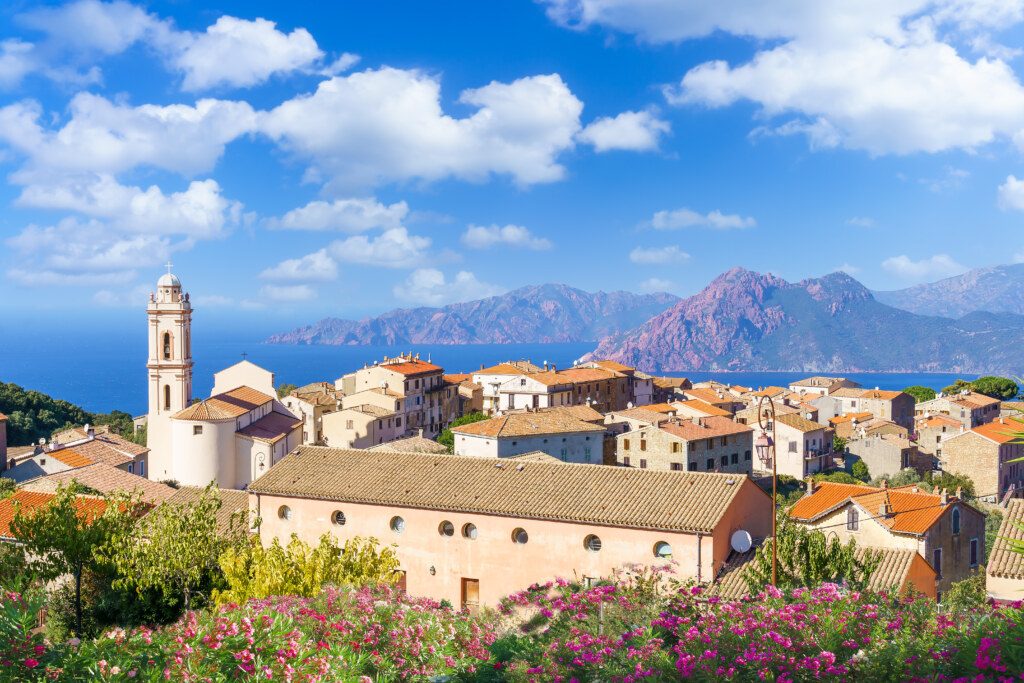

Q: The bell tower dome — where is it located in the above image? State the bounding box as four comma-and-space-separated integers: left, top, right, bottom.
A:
146, 262, 193, 481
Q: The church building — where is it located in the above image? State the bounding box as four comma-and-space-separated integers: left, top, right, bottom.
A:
145, 268, 302, 489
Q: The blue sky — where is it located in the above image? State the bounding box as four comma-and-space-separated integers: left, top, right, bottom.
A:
2, 0, 1024, 330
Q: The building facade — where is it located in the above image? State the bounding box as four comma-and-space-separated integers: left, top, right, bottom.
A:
452, 409, 606, 463
941, 418, 1024, 502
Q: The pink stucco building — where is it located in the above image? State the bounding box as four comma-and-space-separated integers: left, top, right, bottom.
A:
247, 446, 773, 609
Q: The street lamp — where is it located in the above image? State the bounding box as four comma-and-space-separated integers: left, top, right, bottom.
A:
755, 394, 778, 588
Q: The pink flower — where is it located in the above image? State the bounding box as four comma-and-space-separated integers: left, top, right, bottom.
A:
23, 658, 39, 669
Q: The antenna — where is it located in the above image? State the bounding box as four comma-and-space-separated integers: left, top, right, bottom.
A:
730, 529, 753, 554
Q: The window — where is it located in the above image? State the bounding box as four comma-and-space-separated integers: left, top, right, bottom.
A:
438, 520, 455, 537
278, 506, 292, 521
640, 439, 647, 451
584, 534, 602, 552
952, 508, 961, 535
689, 462, 696, 470
139, 461, 145, 476
390, 516, 405, 534
933, 548, 942, 578
520, 378, 527, 386
847, 508, 859, 531
584, 447, 591, 461
128, 463, 134, 474
670, 463, 683, 471
163, 384, 171, 410
639, 459, 647, 469
462, 523, 478, 539
346, 420, 354, 430
788, 441, 797, 453
512, 528, 528, 544
653, 541, 672, 559
623, 456, 630, 466
193, 425, 203, 435
744, 450, 751, 461
162, 332, 171, 360
970, 538, 979, 567
706, 458, 714, 470
720, 455, 728, 467
332, 511, 346, 526
623, 439, 630, 450
730, 453, 738, 464
672, 442, 680, 453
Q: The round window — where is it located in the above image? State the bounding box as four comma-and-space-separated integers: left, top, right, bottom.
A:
512, 528, 529, 544
332, 510, 346, 526
653, 541, 672, 559
462, 523, 478, 540
584, 534, 602, 552
438, 520, 455, 537
278, 505, 291, 521
390, 516, 405, 534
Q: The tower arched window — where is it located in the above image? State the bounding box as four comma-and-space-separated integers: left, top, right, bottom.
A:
163, 332, 172, 360
163, 384, 171, 410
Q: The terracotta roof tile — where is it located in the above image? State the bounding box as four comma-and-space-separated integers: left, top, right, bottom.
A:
775, 413, 824, 433
789, 482, 873, 521
173, 386, 274, 421
159, 487, 249, 536
970, 417, 1024, 444
21, 463, 176, 504
520, 371, 573, 387
590, 360, 634, 373
675, 399, 732, 417
852, 488, 958, 535
54, 428, 149, 457
685, 388, 734, 404
790, 376, 852, 389
454, 410, 606, 438
644, 403, 679, 414
988, 499, 1024, 580
0, 413, 6, 421
829, 412, 874, 425
367, 435, 449, 454
474, 361, 542, 376
556, 368, 617, 383
0, 491, 109, 540
659, 416, 753, 441
249, 446, 768, 533
47, 448, 94, 468
380, 359, 443, 376
609, 407, 670, 425
236, 412, 302, 443
540, 405, 605, 423
916, 414, 962, 428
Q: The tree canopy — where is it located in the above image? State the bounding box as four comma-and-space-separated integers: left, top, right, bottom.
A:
941, 376, 1018, 400
902, 385, 937, 403
0, 381, 140, 446
437, 411, 489, 452
277, 383, 298, 398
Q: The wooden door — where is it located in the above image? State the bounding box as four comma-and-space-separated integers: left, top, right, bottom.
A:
461, 578, 480, 614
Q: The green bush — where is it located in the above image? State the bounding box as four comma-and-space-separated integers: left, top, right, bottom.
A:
903, 385, 937, 403
851, 459, 870, 482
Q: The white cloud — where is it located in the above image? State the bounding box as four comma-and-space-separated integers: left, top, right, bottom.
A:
173, 17, 323, 91
651, 207, 755, 230
18, 0, 169, 57
327, 227, 431, 268
260, 284, 316, 302
920, 166, 969, 193
998, 175, 1024, 211
846, 216, 876, 228
259, 249, 338, 282
881, 254, 967, 280
461, 224, 552, 250
320, 53, 361, 76
639, 277, 675, 292
267, 197, 408, 232
260, 68, 584, 190
629, 245, 691, 264
577, 110, 670, 152
836, 263, 861, 275
546, 1, 1024, 155
0, 40, 38, 89
93, 284, 151, 307
393, 269, 504, 306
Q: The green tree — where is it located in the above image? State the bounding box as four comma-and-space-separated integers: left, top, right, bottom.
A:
742, 512, 880, 593
943, 572, 987, 613
812, 471, 864, 485
969, 376, 1019, 400
437, 411, 489, 452
0, 478, 15, 500
873, 467, 922, 488
214, 533, 400, 605
903, 385, 937, 403
925, 471, 976, 500
941, 379, 973, 395
277, 383, 298, 398
851, 459, 870, 482
104, 485, 245, 611
11, 487, 140, 635
832, 435, 848, 453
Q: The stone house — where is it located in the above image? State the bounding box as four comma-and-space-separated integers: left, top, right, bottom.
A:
471, 361, 544, 414
247, 446, 773, 610
828, 389, 916, 429
614, 417, 754, 474
497, 372, 575, 411
941, 417, 1024, 502
914, 413, 963, 461
788, 376, 862, 397
452, 408, 606, 463
987, 499, 1024, 603
846, 434, 918, 480
916, 392, 1001, 428
281, 382, 340, 445
772, 413, 834, 480
4, 425, 151, 483
604, 407, 672, 435
651, 377, 692, 404
336, 354, 448, 439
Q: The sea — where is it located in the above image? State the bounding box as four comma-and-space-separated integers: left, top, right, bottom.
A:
0, 326, 986, 416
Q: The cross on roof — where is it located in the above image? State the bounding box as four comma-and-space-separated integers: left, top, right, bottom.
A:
241, 352, 248, 360
165, 261, 174, 274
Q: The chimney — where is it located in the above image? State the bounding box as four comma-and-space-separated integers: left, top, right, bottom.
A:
881, 479, 888, 489
806, 478, 816, 495
955, 486, 962, 499
551, 365, 557, 372
85, 423, 95, 438
418, 428, 423, 438
940, 488, 948, 505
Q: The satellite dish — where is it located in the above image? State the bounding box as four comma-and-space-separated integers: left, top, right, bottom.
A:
730, 530, 753, 553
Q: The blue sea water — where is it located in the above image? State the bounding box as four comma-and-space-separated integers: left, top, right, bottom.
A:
0, 325, 982, 416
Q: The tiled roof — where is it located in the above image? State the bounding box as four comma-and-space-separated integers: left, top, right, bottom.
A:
506, 451, 563, 463
22, 463, 176, 504
916, 414, 962, 428
750, 386, 787, 398
159, 486, 249, 536
556, 368, 616, 383
0, 491, 109, 540
518, 371, 573, 388
290, 383, 339, 406
829, 412, 874, 425
344, 404, 395, 418
953, 392, 1001, 409
380, 359, 443, 376
791, 481, 965, 536
789, 482, 873, 521
54, 428, 149, 457
443, 373, 472, 384
675, 399, 732, 417
454, 410, 605, 438
775, 413, 824, 433
0, 413, 6, 421
790, 376, 849, 388
173, 386, 274, 421
652, 377, 690, 389
644, 402, 679, 414
685, 388, 733, 404
590, 360, 634, 373
236, 411, 302, 443
831, 388, 868, 398
609, 407, 669, 425
970, 417, 1024, 445
474, 361, 542, 376
249, 446, 766, 533
988, 499, 1024, 580
541, 405, 605, 423
58, 438, 142, 468
367, 435, 449, 454
659, 416, 753, 441
48, 448, 94, 469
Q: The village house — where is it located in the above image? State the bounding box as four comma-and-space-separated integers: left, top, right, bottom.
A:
246, 446, 773, 609
443, 374, 483, 416
322, 399, 404, 449
790, 481, 985, 598
846, 434, 918, 480
3, 425, 150, 484
671, 399, 732, 421
941, 417, 1024, 502
496, 371, 575, 411
916, 391, 1001, 428
986, 499, 1024, 603
281, 382, 340, 445
336, 354, 449, 439
604, 406, 673, 435
822, 388, 916, 430
614, 417, 754, 474
651, 376, 692, 404
771, 413, 835, 480
452, 408, 606, 463
788, 376, 862, 397
914, 413, 963, 462
471, 361, 544, 414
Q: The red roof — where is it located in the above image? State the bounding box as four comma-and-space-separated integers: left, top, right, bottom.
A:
0, 491, 109, 540
382, 359, 442, 376
971, 417, 1024, 444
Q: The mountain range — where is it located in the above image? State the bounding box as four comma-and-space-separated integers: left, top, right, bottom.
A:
270, 265, 1024, 373
267, 284, 679, 345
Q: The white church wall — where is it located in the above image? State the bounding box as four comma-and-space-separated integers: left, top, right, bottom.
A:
212, 362, 275, 398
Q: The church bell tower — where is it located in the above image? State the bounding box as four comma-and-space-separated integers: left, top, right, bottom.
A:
146, 263, 193, 481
